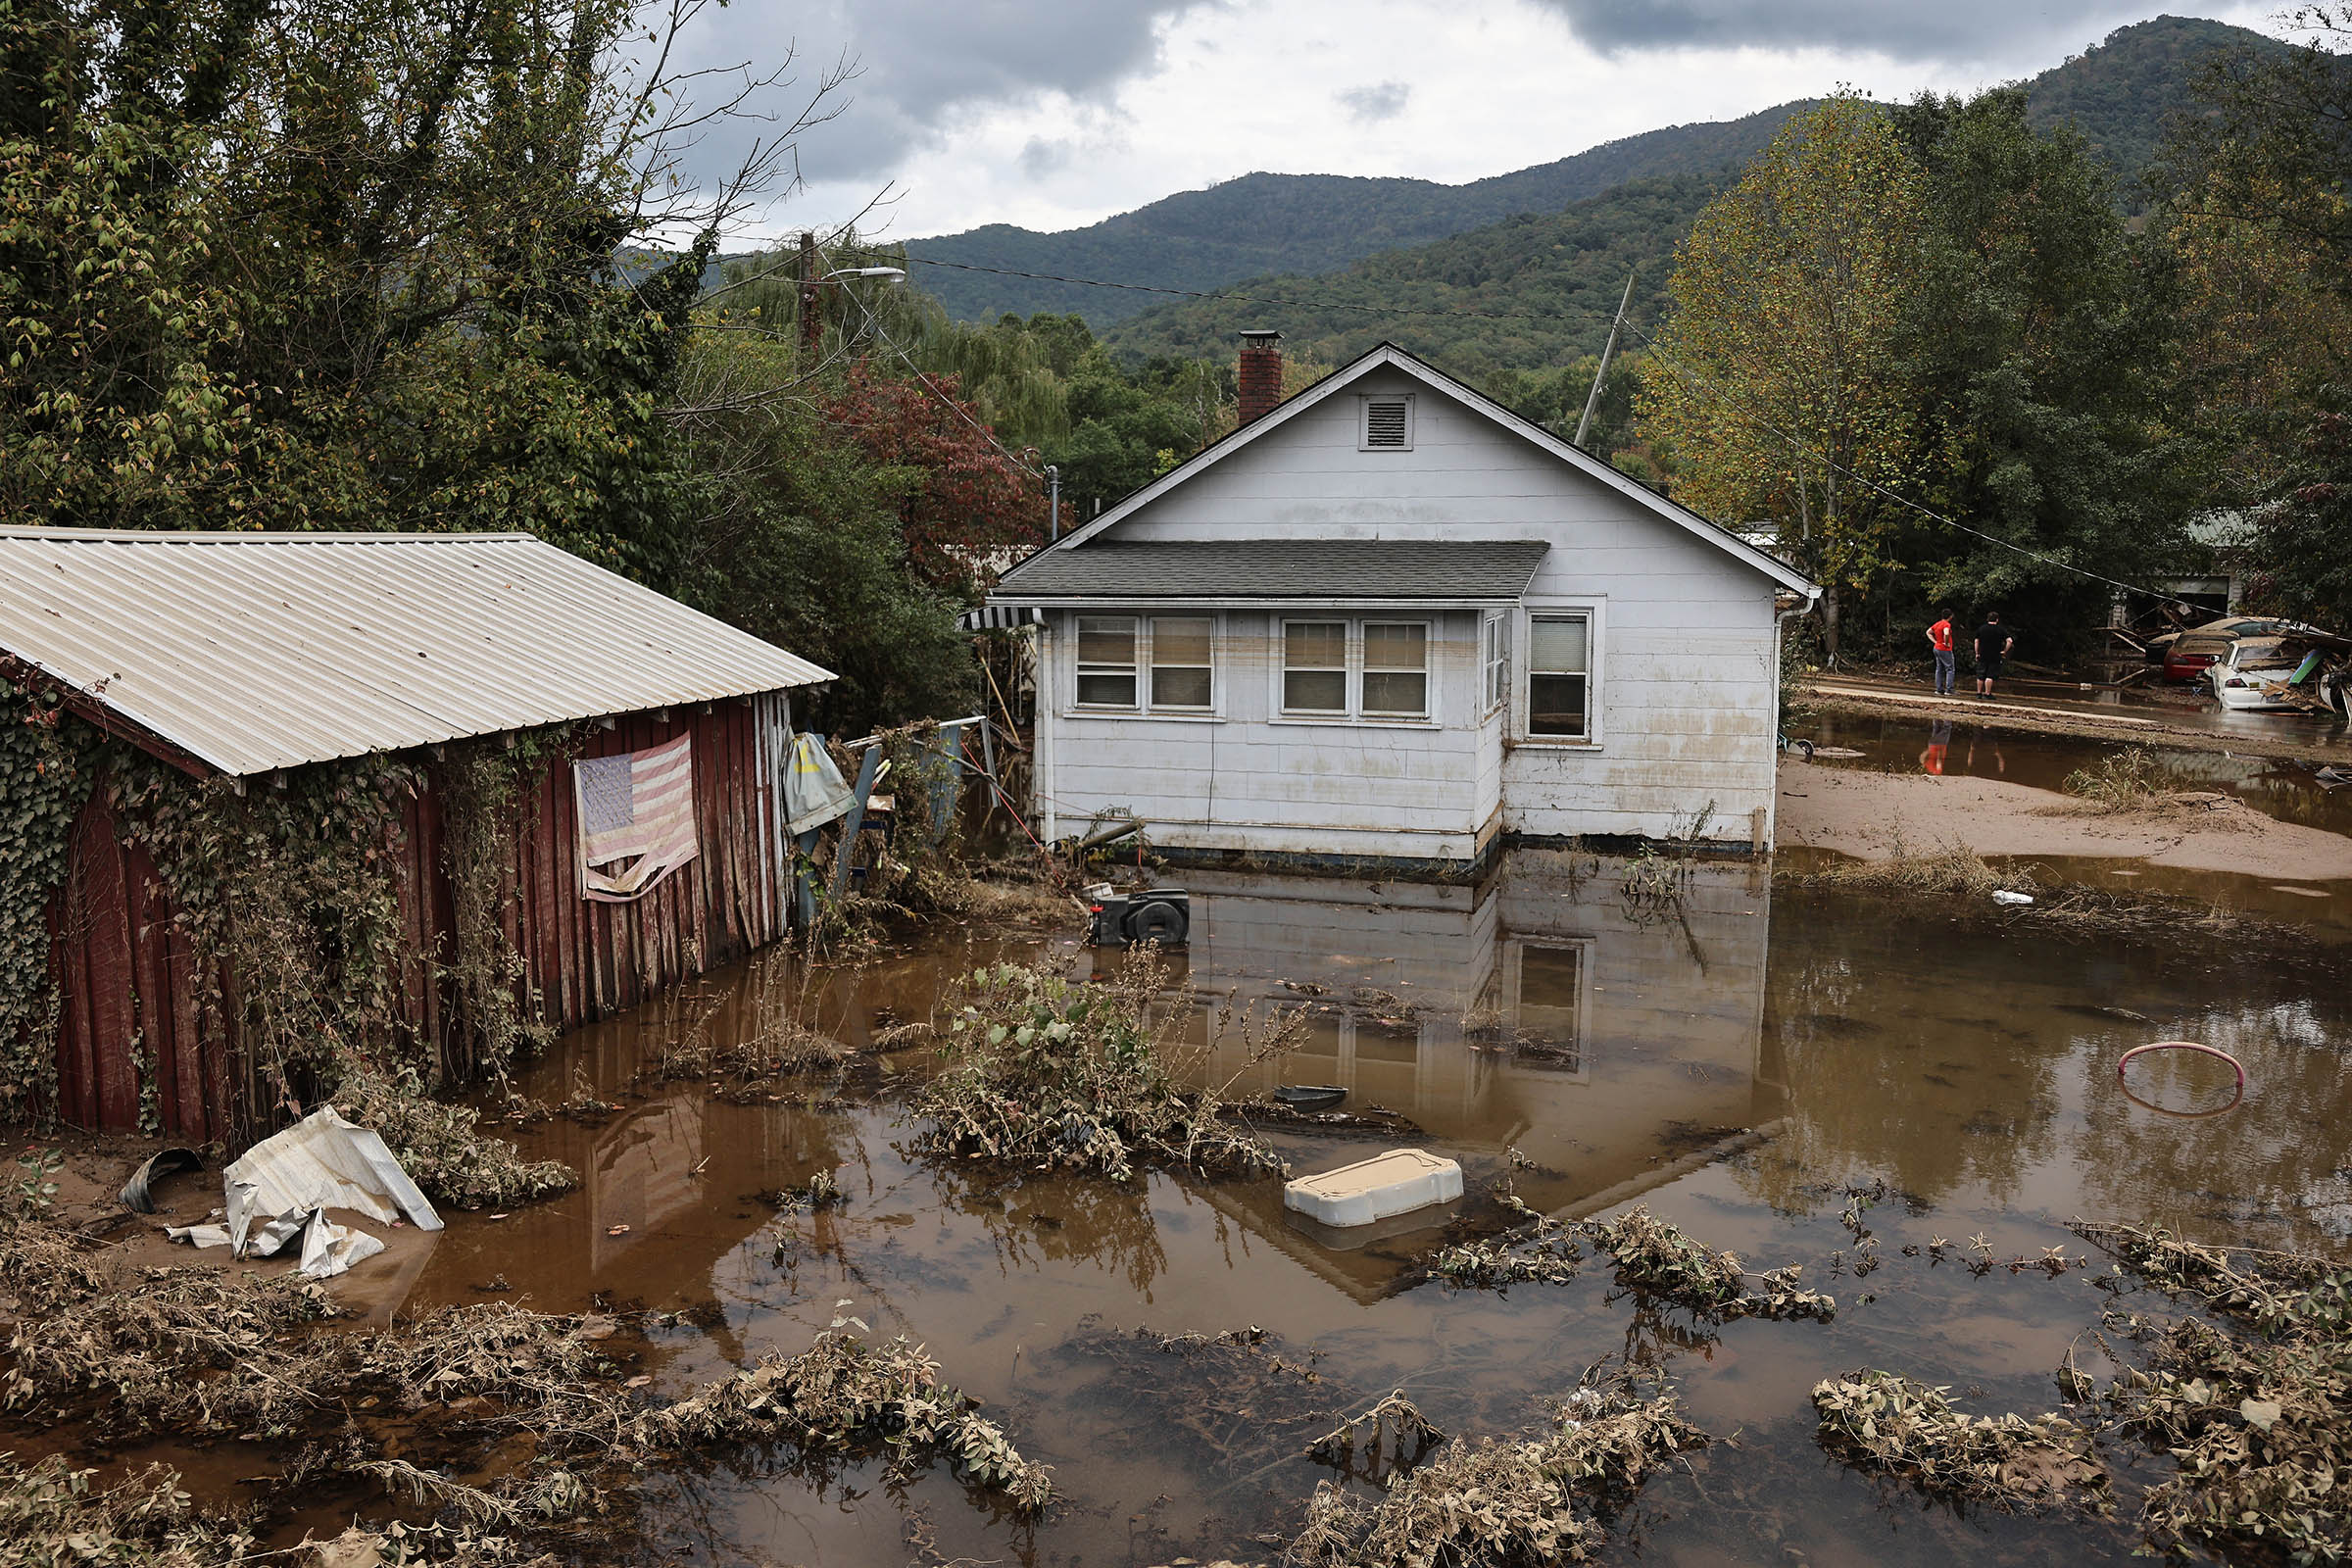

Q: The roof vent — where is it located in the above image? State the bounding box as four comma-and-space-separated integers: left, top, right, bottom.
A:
1362, 394, 1413, 451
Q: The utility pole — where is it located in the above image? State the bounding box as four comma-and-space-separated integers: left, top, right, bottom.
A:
1574, 268, 1638, 450
798, 231, 821, 358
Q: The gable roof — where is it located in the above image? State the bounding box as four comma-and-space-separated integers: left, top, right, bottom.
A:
994, 539, 1548, 603
1019, 342, 1819, 599
0, 528, 832, 777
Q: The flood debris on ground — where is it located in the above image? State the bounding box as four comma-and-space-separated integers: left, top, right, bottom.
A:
0, 1166, 1050, 1562
1811, 1369, 2106, 1508
913, 954, 1298, 1181
1587, 1205, 1837, 1321
1284, 1366, 1706, 1567
1055, 1322, 1343, 1484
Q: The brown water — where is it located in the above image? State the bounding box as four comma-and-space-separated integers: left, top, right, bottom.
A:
374, 849, 2352, 1566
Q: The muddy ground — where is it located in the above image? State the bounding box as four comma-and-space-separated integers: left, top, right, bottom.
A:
1777, 757, 2352, 880
1799, 677, 2352, 765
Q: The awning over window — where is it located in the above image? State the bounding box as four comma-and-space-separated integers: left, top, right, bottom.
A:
958, 604, 1047, 631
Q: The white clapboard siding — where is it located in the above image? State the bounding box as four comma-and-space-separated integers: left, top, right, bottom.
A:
1035, 365, 1789, 855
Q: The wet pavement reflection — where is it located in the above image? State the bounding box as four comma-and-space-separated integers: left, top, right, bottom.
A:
405, 847, 2352, 1566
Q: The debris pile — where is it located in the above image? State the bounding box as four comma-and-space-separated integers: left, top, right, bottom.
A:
335, 1067, 577, 1210
1811, 1369, 2105, 1507
913, 955, 1296, 1181
2075, 1220, 2352, 1561
1587, 1206, 1836, 1320
1285, 1370, 1705, 1567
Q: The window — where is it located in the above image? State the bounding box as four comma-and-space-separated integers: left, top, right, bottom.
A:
1528, 612, 1591, 739
1283, 621, 1348, 713
1482, 613, 1509, 715
1360, 394, 1414, 451
1361, 622, 1429, 716
1507, 941, 1588, 1076
1151, 616, 1214, 710
1075, 616, 1138, 708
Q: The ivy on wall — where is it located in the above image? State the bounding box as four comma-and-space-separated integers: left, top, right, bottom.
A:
435, 728, 575, 1091
110, 750, 420, 1119
0, 688, 96, 1123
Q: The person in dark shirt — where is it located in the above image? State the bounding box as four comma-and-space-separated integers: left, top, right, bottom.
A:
1973, 611, 2014, 696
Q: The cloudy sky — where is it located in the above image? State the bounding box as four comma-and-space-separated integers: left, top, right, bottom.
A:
659, 0, 2288, 243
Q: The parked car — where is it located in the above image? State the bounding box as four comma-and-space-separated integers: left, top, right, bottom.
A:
2162, 616, 2301, 683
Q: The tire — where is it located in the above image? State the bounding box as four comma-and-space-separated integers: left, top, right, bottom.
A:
1125, 900, 1188, 948
1792, 739, 1815, 760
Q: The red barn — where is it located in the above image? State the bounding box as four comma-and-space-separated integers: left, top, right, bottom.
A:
0, 528, 832, 1145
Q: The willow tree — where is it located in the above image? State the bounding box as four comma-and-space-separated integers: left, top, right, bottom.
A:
1638, 95, 1926, 662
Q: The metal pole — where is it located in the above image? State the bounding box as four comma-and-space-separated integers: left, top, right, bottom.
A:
829, 746, 884, 902
1574, 268, 1638, 449
1046, 465, 1060, 542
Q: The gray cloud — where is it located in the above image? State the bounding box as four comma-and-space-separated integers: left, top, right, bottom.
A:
665, 0, 1212, 205
1529, 0, 2134, 60
1334, 79, 1412, 122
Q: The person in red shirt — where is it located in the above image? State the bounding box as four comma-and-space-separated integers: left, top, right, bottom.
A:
1927, 608, 1956, 696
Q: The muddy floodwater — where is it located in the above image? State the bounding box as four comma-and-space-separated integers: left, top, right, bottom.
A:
357, 844, 2352, 1567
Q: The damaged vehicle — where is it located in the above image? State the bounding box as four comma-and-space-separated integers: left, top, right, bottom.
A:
2205, 628, 2352, 715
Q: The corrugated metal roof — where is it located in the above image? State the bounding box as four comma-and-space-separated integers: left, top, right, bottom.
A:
0, 529, 833, 777
993, 539, 1550, 601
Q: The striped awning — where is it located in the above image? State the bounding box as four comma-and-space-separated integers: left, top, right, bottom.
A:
959, 605, 1046, 631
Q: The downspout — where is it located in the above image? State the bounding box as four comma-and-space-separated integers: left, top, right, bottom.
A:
1035, 617, 1058, 846
1768, 587, 1822, 852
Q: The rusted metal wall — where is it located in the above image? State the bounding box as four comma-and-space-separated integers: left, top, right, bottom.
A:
44, 698, 787, 1145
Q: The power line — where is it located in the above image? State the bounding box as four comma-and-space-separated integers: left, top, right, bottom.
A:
839, 280, 1044, 478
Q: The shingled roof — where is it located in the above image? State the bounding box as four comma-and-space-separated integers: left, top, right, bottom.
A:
991, 539, 1549, 603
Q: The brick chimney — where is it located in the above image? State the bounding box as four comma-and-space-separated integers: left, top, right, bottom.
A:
1237, 329, 1283, 426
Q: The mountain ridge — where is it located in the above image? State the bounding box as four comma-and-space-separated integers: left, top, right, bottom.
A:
899, 15, 2278, 327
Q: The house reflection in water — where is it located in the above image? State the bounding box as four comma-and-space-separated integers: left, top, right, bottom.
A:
1132, 849, 1782, 1298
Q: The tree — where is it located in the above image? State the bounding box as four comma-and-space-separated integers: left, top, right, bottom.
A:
1889, 89, 2188, 646
2245, 395, 2352, 628
1637, 95, 1927, 660
0, 0, 825, 574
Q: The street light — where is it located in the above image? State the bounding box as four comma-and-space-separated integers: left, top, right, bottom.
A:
800, 248, 906, 352
822, 266, 906, 283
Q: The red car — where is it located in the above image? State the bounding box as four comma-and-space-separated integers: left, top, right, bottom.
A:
2160, 616, 2297, 684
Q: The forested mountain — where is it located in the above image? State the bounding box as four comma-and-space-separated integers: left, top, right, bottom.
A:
900, 15, 2278, 326
1101, 173, 1721, 376
899, 105, 1809, 323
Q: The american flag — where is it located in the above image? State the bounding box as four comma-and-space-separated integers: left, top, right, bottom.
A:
574, 734, 699, 902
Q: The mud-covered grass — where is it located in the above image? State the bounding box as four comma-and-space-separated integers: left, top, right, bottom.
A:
0, 1193, 1050, 1563
336, 1067, 579, 1211
1812, 1370, 2105, 1508
1587, 1206, 1838, 1322
1779, 840, 2019, 900
912, 954, 1300, 1182
2062, 746, 2180, 810
1285, 1367, 1706, 1568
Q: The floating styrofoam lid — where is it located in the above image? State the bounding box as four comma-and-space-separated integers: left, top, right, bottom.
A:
1284, 1148, 1463, 1229
223, 1105, 443, 1255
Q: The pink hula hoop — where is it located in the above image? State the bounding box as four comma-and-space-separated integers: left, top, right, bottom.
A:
2117, 1041, 2246, 1117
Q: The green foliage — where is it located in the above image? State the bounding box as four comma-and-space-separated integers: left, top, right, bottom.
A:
1887, 87, 2190, 652
435, 734, 570, 1091
1105, 173, 1721, 381
1639, 96, 1927, 657
0, 0, 710, 571
2247, 399, 2352, 628
0, 688, 95, 1123
2024, 17, 2298, 185
110, 752, 416, 1116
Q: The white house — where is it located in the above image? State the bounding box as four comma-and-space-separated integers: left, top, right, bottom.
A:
974, 338, 1820, 870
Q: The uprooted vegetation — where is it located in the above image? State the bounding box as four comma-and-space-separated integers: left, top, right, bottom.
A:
335, 1066, 578, 1210
1812, 1370, 2106, 1508
0, 1199, 1049, 1563
1586, 1206, 1837, 1321
1801, 1221, 2352, 1560
912, 954, 1300, 1182
1285, 1368, 1706, 1567
2061, 746, 2180, 810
